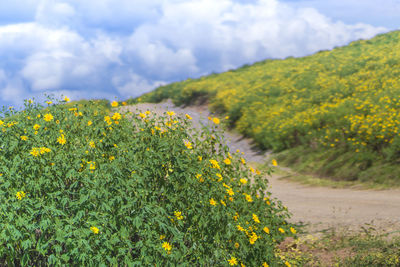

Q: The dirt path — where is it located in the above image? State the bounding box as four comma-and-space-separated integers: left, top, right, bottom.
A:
122, 100, 400, 232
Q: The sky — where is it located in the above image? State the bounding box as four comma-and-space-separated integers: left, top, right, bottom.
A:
0, 0, 397, 108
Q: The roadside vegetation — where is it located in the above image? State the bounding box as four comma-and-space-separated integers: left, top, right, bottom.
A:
0, 97, 295, 266
138, 30, 400, 186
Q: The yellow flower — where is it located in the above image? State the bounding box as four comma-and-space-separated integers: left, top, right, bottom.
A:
159, 235, 166, 240
30, 148, 40, 157
252, 214, 260, 223
43, 113, 53, 122
224, 158, 231, 165
0, 120, 3, 126
33, 124, 40, 130
263, 227, 270, 234
167, 111, 175, 116
90, 226, 99, 234
249, 232, 258, 244
234, 242, 239, 249
87, 120, 93, 126
212, 117, 220, 124
228, 257, 238, 266
112, 112, 121, 120
226, 188, 234, 196
278, 228, 285, 233
122, 101, 127, 106
139, 113, 146, 119
64, 96, 70, 102
240, 157, 246, 164
111, 101, 118, 107
89, 141, 95, 148
88, 161, 96, 170
239, 178, 247, 184
46, 101, 52, 105
285, 261, 291, 267
57, 134, 66, 145
185, 114, 192, 120
16, 191, 26, 200
220, 200, 226, 206
272, 159, 278, 166
243, 193, 253, 202
209, 159, 220, 169
174, 211, 183, 220
20, 136, 28, 141
209, 198, 217, 206
290, 227, 297, 234
109, 156, 115, 161
237, 224, 245, 232
263, 262, 269, 267
198, 156, 202, 161
162, 241, 172, 252
184, 141, 193, 149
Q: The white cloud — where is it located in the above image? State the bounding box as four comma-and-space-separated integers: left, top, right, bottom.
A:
0, 0, 390, 107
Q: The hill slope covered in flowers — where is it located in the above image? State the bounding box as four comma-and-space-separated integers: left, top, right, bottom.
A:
140, 30, 400, 185
0, 98, 295, 266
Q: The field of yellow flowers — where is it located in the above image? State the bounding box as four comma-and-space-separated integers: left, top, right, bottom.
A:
140, 30, 400, 185
0, 97, 296, 266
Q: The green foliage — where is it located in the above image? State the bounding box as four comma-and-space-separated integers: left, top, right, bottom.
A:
0, 97, 294, 266
138, 30, 400, 184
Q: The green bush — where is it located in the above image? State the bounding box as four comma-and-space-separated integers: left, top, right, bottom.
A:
0, 97, 294, 266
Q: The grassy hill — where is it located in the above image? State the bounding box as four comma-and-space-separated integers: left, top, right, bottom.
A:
139, 30, 400, 186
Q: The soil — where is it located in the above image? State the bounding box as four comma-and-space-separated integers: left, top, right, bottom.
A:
121, 100, 400, 233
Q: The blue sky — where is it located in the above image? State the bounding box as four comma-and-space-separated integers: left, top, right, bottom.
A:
0, 0, 397, 107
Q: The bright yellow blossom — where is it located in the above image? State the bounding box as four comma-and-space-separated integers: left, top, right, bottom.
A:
228, 257, 238, 266
174, 211, 183, 220
90, 226, 99, 234
252, 214, 260, 223
57, 134, 66, 145
209, 198, 217, 206
20, 136, 28, 141
111, 101, 118, 107
239, 178, 247, 184
89, 141, 95, 148
184, 141, 193, 149
224, 158, 231, 165
43, 113, 53, 122
162, 241, 172, 252
212, 117, 220, 124
16, 191, 26, 200
112, 112, 121, 120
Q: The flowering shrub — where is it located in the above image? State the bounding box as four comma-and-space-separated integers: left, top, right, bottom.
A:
0, 97, 294, 266
140, 31, 400, 183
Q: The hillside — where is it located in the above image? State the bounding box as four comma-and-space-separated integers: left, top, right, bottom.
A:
139, 30, 400, 185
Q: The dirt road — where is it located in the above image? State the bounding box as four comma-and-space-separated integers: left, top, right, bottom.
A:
122, 100, 400, 232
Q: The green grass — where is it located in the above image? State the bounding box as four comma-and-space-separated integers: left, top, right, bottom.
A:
273, 146, 400, 188
280, 226, 400, 266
